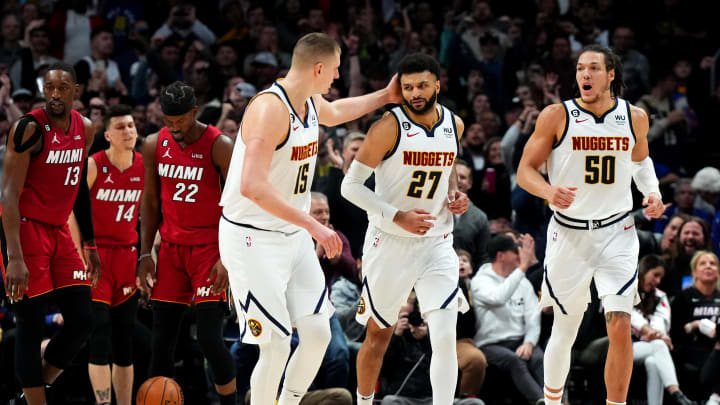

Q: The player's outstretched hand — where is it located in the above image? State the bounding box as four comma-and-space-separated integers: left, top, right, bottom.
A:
549, 185, 577, 209
393, 209, 436, 236
137, 255, 156, 296
384, 73, 403, 104
643, 192, 666, 219
447, 190, 469, 215
4, 258, 29, 302
309, 221, 342, 259
85, 248, 102, 288
208, 260, 229, 295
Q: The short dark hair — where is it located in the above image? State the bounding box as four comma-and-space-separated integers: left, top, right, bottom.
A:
91, 25, 113, 40
577, 44, 624, 97
104, 104, 133, 129
47, 62, 77, 83
397, 53, 440, 82
159, 81, 197, 116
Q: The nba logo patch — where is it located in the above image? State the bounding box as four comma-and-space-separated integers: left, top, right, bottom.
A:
372, 235, 380, 247
552, 232, 558, 242
245, 236, 252, 247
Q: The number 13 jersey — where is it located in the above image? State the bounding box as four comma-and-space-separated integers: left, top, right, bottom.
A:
372, 104, 458, 238
548, 98, 636, 219
156, 126, 222, 245
220, 82, 319, 234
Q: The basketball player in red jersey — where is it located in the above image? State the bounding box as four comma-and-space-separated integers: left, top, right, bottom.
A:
82, 104, 143, 405
1, 62, 101, 405
137, 81, 237, 405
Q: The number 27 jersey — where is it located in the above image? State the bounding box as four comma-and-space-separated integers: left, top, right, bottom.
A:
372, 104, 458, 238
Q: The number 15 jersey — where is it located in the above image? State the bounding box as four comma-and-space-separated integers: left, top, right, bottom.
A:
372, 104, 458, 238
548, 98, 636, 219
220, 82, 319, 234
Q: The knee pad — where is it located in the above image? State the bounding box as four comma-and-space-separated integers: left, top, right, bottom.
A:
44, 287, 96, 369
295, 314, 332, 351
89, 302, 112, 365
111, 294, 138, 367
196, 302, 235, 385
13, 296, 47, 387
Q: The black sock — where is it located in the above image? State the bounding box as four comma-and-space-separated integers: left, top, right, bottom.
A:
219, 392, 237, 405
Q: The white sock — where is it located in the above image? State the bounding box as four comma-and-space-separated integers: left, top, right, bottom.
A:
606, 400, 626, 405
544, 386, 563, 405
277, 388, 304, 405
357, 390, 374, 405
707, 393, 720, 405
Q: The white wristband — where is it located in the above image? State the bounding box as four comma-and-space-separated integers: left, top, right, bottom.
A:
698, 318, 716, 337
632, 156, 661, 199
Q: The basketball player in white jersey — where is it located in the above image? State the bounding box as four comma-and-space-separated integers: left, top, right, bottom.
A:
341, 53, 470, 405
218, 33, 401, 405
517, 45, 666, 405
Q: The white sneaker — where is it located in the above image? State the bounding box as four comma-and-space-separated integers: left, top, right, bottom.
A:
707, 393, 720, 405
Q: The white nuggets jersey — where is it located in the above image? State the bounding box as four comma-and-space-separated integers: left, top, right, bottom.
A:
220, 82, 319, 233
372, 104, 458, 238
548, 98, 636, 219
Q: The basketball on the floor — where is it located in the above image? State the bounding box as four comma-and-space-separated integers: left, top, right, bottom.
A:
136, 376, 184, 405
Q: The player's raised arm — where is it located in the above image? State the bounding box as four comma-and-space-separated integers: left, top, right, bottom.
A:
628, 104, 664, 218
239, 95, 342, 257
516, 103, 576, 209
312, 74, 402, 127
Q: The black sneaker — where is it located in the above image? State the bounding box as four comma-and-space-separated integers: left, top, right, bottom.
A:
671, 390, 696, 405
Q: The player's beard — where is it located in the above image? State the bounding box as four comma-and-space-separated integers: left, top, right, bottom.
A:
404, 91, 437, 115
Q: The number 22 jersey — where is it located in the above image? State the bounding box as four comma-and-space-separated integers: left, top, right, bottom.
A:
156, 126, 223, 245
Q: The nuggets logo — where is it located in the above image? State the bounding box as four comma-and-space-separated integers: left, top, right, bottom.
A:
357, 297, 366, 315
372, 235, 380, 247
245, 236, 252, 247
248, 319, 263, 337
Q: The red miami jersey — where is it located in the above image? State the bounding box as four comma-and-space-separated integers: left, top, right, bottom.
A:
19, 108, 86, 226
156, 126, 223, 245
91, 151, 144, 246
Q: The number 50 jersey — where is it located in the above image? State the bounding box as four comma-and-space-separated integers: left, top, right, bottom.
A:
220, 82, 319, 234
372, 104, 458, 238
90, 150, 144, 246
548, 98, 636, 219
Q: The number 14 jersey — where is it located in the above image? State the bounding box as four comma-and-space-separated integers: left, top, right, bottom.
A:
548, 98, 636, 219
90, 150, 144, 246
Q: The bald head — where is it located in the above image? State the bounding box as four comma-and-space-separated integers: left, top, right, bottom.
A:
291, 32, 340, 69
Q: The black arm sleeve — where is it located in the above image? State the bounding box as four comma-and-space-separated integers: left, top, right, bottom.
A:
72, 158, 95, 241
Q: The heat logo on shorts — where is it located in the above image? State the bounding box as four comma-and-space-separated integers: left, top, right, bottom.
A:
357, 297, 366, 315
248, 318, 263, 337
245, 236, 252, 247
